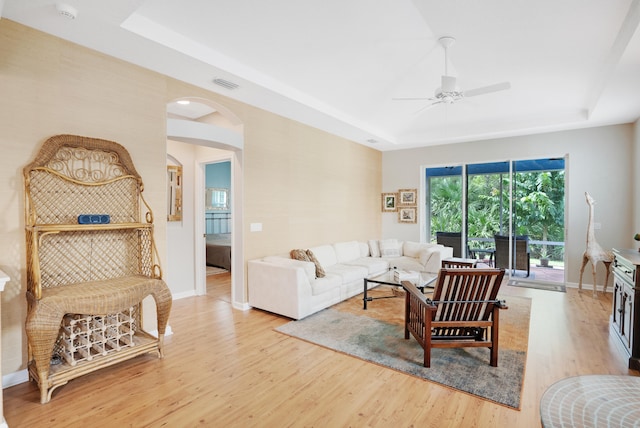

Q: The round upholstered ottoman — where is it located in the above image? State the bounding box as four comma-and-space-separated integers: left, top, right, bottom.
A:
540, 375, 640, 427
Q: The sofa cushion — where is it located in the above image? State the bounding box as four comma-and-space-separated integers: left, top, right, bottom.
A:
344, 257, 388, 275
310, 274, 341, 296
306, 250, 326, 278
324, 264, 369, 284
334, 241, 361, 263
379, 238, 402, 257
369, 240, 381, 257
263, 256, 316, 282
403, 241, 426, 258
384, 256, 423, 272
307, 245, 337, 268
359, 242, 370, 258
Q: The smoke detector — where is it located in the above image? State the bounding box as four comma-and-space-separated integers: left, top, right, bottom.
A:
56, 3, 78, 20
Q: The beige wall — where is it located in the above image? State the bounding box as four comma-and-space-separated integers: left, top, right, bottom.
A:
383, 124, 635, 285
0, 20, 381, 377
243, 116, 382, 259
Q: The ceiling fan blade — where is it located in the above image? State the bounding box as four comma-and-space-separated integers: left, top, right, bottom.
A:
441, 75, 457, 92
392, 97, 431, 101
463, 82, 511, 98
414, 101, 441, 115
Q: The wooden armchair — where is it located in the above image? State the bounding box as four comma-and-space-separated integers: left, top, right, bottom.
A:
403, 268, 507, 367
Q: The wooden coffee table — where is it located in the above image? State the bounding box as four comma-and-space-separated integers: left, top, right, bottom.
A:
363, 270, 437, 309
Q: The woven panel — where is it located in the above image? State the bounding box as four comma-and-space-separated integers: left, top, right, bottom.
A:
38, 229, 152, 289
29, 171, 139, 224
43, 145, 128, 183
24, 135, 141, 182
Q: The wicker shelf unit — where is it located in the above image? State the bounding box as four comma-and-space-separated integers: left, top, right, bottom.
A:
24, 135, 173, 403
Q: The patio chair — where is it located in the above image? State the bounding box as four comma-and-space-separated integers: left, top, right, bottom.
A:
403, 268, 507, 367
494, 234, 531, 277
436, 231, 462, 258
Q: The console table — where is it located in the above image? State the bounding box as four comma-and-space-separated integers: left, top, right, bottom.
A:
611, 248, 640, 370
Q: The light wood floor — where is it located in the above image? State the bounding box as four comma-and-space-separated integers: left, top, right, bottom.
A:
4, 273, 637, 427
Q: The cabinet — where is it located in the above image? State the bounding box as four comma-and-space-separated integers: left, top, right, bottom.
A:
611, 249, 640, 370
24, 135, 173, 403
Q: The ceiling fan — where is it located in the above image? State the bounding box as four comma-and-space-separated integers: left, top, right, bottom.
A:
394, 36, 511, 111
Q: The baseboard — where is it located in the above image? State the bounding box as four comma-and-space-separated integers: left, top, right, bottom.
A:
149, 324, 174, 338
171, 290, 197, 300
3, 368, 28, 389
565, 281, 613, 292
233, 301, 251, 311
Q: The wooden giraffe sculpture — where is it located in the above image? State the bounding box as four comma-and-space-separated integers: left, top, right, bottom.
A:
578, 192, 613, 296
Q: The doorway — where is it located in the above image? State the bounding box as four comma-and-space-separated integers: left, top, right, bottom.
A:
204, 160, 232, 301
166, 97, 246, 307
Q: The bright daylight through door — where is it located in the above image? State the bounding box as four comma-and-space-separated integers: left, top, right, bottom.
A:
426, 158, 565, 283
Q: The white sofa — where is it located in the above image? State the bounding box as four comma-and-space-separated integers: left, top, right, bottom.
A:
248, 239, 453, 319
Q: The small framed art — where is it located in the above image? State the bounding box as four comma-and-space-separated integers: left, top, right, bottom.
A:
398, 188, 417, 206
381, 192, 398, 212
398, 207, 417, 223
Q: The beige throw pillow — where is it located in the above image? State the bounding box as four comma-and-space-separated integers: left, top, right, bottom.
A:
290, 249, 311, 262
306, 249, 326, 278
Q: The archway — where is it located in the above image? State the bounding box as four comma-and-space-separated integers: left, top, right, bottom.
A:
165, 97, 246, 309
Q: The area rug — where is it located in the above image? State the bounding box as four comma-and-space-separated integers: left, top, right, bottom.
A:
509, 279, 566, 292
275, 290, 530, 409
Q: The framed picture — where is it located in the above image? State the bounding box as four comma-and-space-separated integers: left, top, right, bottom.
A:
381, 192, 397, 212
167, 165, 183, 222
398, 207, 417, 223
398, 188, 417, 206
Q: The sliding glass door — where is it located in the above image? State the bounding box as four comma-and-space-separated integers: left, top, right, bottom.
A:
427, 166, 464, 257
426, 157, 565, 283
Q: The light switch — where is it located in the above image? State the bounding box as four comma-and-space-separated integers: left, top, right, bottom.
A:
250, 223, 262, 232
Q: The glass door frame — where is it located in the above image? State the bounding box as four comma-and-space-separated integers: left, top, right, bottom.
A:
423, 156, 566, 283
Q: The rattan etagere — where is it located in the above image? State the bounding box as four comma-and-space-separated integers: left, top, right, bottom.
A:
24, 134, 172, 403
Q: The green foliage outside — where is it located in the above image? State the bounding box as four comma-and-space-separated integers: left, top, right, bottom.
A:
429, 170, 565, 262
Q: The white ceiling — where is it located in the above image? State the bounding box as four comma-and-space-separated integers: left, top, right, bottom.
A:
2, 0, 640, 151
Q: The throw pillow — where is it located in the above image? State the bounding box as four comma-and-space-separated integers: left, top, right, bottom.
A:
368, 240, 381, 257
290, 249, 311, 262
379, 238, 401, 257
306, 249, 326, 278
